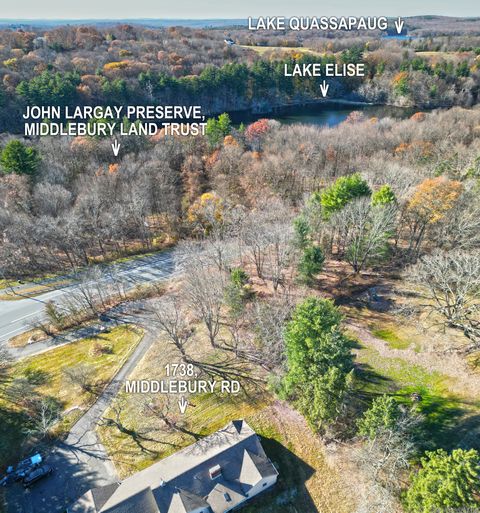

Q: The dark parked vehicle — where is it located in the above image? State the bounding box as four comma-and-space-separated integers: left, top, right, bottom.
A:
14, 453, 42, 480
23, 465, 53, 488
0, 474, 15, 487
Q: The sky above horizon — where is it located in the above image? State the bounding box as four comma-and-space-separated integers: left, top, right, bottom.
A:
2, 0, 479, 19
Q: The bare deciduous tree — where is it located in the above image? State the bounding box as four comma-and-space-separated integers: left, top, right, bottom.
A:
263, 221, 297, 292
354, 482, 402, 513
355, 407, 421, 492
248, 293, 293, 370
62, 363, 96, 394
60, 265, 128, 319
435, 190, 480, 251
182, 259, 226, 348
152, 295, 194, 358
408, 249, 480, 351
23, 397, 61, 439
332, 198, 396, 273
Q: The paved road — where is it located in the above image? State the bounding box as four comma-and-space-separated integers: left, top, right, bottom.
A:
6, 317, 158, 513
0, 250, 179, 344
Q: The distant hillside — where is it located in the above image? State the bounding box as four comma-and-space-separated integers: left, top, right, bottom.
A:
1, 16, 479, 34
0, 18, 247, 29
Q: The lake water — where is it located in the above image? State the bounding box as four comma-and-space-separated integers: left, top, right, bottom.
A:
231, 102, 413, 128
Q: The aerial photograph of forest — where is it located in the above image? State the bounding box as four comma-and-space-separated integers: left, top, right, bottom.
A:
0, 1, 479, 513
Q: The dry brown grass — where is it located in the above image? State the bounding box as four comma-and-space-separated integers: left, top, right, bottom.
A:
98, 323, 269, 477
245, 402, 355, 513
8, 328, 48, 348
239, 45, 325, 57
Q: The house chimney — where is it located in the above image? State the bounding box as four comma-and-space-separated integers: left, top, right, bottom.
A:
209, 464, 222, 480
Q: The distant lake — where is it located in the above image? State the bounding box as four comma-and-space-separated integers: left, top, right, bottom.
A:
231, 102, 414, 128
382, 34, 414, 40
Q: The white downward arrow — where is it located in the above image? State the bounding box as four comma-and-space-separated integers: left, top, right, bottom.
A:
178, 396, 188, 414
320, 80, 329, 98
111, 139, 121, 157
395, 17, 405, 35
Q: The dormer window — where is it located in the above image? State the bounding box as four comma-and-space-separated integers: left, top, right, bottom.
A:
209, 464, 222, 480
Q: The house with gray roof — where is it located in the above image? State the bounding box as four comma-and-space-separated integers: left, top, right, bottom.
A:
69, 420, 278, 513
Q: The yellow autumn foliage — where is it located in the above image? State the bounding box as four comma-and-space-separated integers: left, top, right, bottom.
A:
407, 177, 463, 224
187, 192, 224, 233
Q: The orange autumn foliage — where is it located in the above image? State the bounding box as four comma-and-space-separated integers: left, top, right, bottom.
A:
223, 135, 238, 146
245, 118, 270, 140
393, 71, 408, 84
410, 112, 426, 122
205, 149, 220, 168
394, 140, 434, 158
407, 177, 463, 224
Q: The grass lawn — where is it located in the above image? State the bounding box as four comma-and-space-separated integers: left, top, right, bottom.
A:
98, 323, 269, 476
99, 387, 270, 477
370, 325, 420, 352
0, 325, 143, 468
98, 321, 354, 512
244, 404, 353, 513
355, 342, 480, 449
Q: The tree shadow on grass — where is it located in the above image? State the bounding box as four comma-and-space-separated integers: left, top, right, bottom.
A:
354, 362, 394, 396
454, 413, 480, 451
0, 407, 29, 471
23, 367, 52, 386
395, 386, 473, 450
243, 435, 318, 513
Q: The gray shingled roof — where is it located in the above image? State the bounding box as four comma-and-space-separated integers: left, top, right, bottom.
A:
75, 420, 277, 513
206, 482, 246, 513
92, 484, 120, 511
176, 488, 209, 512
103, 488, 160, 513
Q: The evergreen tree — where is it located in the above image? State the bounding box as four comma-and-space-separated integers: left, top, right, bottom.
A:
357, 394, 400, 439
297, 245, 325, 285
293, 215, 311, 249
283, 298, 353, 432
406, 448, 480, 513
316, 173, 371, 220
205, 113, 232, 147
0, 140, 40, 176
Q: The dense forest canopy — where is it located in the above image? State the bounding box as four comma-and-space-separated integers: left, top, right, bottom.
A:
1, 105, 479, 278
0, 23, 479, 131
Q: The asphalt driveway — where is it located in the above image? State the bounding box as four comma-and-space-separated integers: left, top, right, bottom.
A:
6, 321, 157, 513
